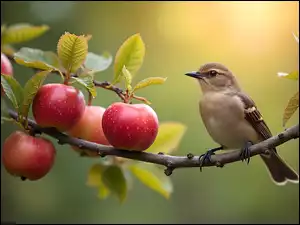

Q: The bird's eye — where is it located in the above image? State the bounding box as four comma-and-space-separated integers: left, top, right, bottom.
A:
209, 70, 217, 76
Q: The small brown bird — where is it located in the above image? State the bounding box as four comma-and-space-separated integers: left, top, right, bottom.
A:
185, 62, 299, 185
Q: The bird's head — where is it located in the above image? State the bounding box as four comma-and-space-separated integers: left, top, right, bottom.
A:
185, 62, 240, 93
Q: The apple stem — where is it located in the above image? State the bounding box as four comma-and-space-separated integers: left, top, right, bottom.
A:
123, 90, 131, 104
64, 72, 70, 85
28, 129, 36, 137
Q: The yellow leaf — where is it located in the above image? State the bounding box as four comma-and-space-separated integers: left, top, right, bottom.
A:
122, 66, 132, 91
86, 164, 105, 187
57, 32, 88, 73
130, 163, 173, 199
1, 24, 6, 35
113, 33, 145, 84
2, 23, 49, 45
147, 122, 187, 154
97, 184, 110, 200
283, 91, 299, 127
86, 164, 111, 200
132, 77, 167, 93
1, 45, 16, 57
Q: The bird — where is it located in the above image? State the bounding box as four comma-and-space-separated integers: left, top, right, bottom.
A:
185, 62, 299, 185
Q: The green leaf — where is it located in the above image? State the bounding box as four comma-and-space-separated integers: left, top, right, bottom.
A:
278, 71, 298, 80
1, 74, 24, 112
122, 65, 132, 91
70, 73, 97, 98
132, 77, 167, 93
130, 163, 173, 199
283, 91, 299, 127
86, 164, 110, 200
1, 98, 8, 115
85, 52, 113, 72
113, 33, 145, 84
1, 23, 49, 45
1, 98, 10, 124
1, 116, 14, 124
14, 47, 60, 71
102, 165, 127, 203
21, 70, 51, 120
147, 122, 187, 154
57, 32, 88, 73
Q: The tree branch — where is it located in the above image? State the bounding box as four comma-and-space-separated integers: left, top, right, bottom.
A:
3, 53, 299, 175
93, 80, 125, 101
7, 109, 299, 175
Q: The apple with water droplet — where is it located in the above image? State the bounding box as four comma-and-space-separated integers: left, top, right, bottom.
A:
32, 83, 86, 131
102, 102, 159, 151
68, 105, 110, 157
2, 131, 56, 181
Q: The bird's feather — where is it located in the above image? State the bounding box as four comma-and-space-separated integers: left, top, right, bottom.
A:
228, 91, 276, 152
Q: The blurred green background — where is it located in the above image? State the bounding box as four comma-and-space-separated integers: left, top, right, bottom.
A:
1, 1, 299, 223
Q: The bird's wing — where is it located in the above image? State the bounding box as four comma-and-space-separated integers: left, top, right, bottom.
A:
230, 92, 275, 152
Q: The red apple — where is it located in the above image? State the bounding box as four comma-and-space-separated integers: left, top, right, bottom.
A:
1, 53, 13, 75
1, 53, 14, 95
32, 83, 86, 131
102, 102, 159, 151
67, 105, 110, 157
2, 131, 56, 181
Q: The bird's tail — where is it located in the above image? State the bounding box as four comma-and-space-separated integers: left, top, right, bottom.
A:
261, 150, 299, 185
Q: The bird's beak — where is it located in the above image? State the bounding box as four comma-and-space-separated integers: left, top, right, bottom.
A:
185, 71, 204, 79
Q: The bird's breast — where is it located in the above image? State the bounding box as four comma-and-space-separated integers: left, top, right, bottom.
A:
199, 92, 259, 149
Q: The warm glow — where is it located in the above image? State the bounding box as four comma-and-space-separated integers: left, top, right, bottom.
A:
222, 1, 292, 54
157, 2, 211, 45
156, 1, 298, 55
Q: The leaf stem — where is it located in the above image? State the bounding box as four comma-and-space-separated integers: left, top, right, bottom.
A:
131, 94, 151, 104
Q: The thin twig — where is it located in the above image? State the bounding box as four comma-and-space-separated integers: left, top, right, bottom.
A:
93, 80, 125, 101
7, 54, 151, 103
7, 109, 299, 175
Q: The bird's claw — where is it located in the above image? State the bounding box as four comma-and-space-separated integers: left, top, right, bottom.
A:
199, 146, 223, 172
240, 141, 253, 164
199, 150, 215, 172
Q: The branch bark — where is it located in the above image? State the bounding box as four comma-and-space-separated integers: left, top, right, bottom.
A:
4, 53, 300, 175
7, 109, 299, 175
